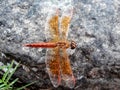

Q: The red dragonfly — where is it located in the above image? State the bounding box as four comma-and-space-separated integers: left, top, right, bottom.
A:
24, 7, 76, 88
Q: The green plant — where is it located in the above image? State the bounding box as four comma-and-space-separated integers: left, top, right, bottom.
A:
0, 60, 35, 90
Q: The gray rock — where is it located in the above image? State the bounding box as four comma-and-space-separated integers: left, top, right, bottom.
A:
0, 0, 120, 89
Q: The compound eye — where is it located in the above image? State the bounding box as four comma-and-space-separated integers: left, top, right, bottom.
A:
70, 41, 76, 49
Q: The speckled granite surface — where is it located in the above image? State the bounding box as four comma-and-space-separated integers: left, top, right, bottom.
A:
0, 0, 120, 89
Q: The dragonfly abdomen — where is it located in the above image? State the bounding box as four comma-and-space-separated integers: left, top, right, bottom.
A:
24, 42, 57, 48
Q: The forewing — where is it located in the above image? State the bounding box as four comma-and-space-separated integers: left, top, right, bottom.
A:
60, 6, 73, 41
45, 8, 59, 42
45, 47, 61, 87
60, 48, 75, 88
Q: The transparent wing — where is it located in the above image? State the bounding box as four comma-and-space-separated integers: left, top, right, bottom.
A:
60, 6, 73, 41
45, 7, 59, 42
45, 47, 61, 87
60, 48, 75, 88
59, 6, 75, 88
45, 7, 61, 87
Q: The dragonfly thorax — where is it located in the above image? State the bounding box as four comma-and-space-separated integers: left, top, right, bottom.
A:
56, 41, 70, 49
56, 41, 76, 49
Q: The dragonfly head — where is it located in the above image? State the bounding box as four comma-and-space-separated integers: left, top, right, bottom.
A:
70, 41, 76, 49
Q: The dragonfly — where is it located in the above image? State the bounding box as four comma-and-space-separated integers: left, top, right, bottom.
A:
24, 7, 76, 88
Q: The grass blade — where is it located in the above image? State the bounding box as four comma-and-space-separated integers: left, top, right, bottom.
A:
0, 79, 3, 83
9, 78, 18, 86
0, 85, 12, 90
16, 81, 36, 90
0, 65, 7, 70
5, 62, 19, 83
2, 61, 14, 82
0, 83, 6, 88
